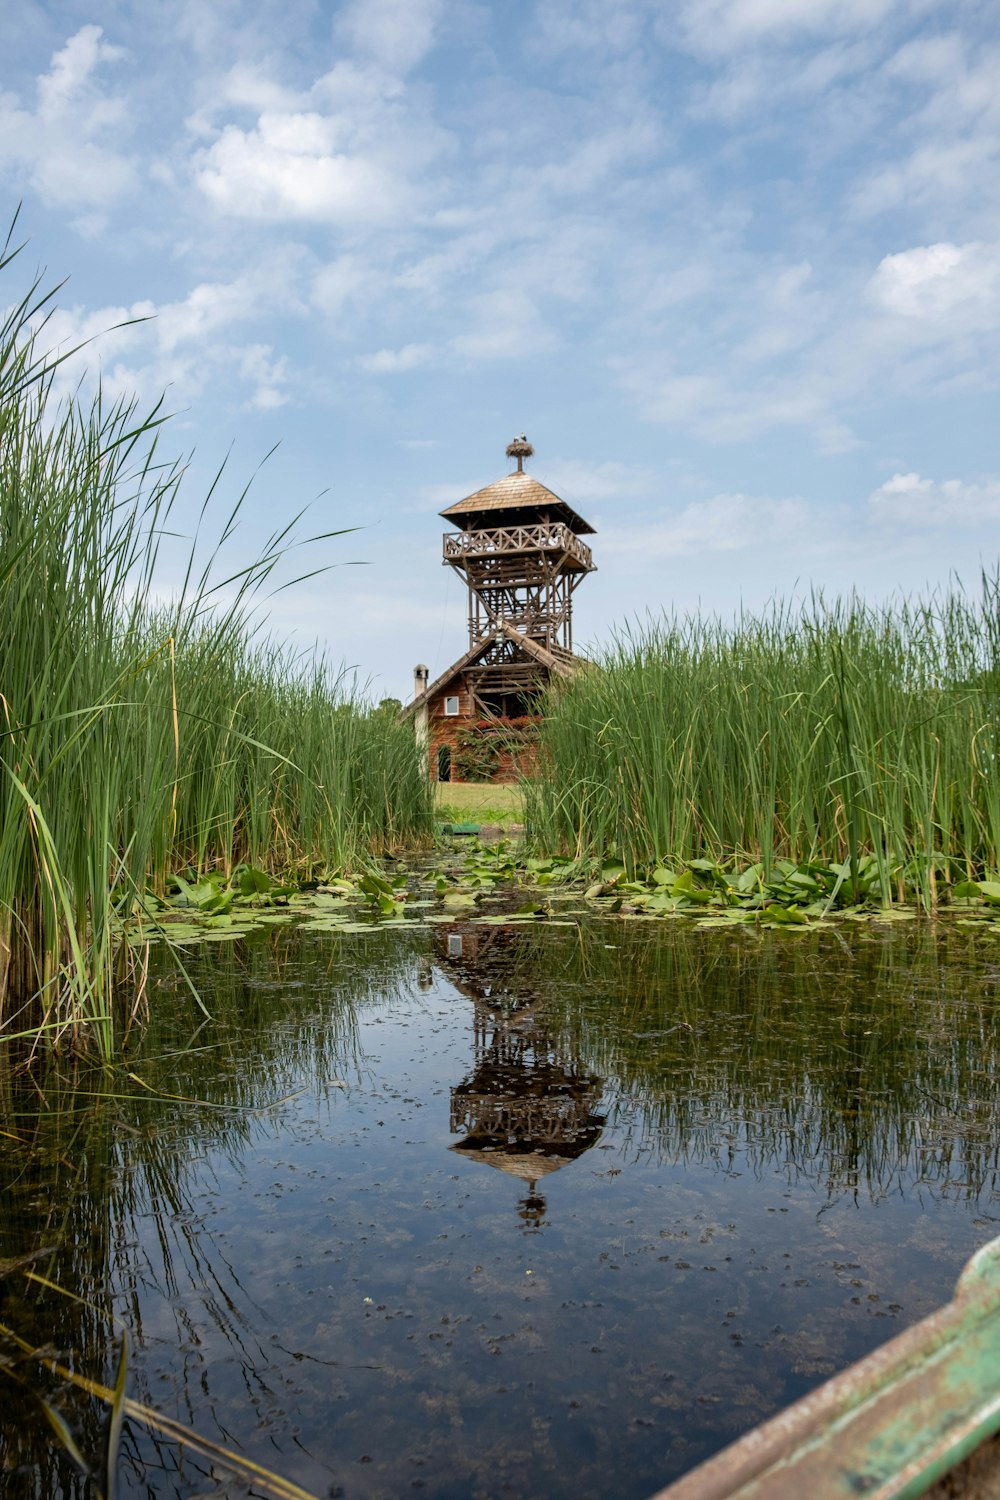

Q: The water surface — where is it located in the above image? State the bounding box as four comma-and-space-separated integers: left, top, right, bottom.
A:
3, 917, 1000, 1498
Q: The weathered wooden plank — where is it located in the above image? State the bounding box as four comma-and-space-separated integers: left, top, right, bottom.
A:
649, 1235, 1000, 1500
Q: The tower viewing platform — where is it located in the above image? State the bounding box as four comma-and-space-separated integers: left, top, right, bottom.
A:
438, 438, 596, 657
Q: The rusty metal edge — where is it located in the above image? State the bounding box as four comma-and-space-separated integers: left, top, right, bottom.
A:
648, 1235, 1000, 1500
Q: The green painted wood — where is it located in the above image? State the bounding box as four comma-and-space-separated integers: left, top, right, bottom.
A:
651, 1235, 1000, 1500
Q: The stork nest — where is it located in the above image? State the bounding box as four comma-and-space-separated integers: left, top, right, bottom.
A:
505, 434, 534, 460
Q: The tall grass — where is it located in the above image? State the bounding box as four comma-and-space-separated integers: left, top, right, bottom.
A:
0, 225, 430, 1053
526, 590, 1000, 902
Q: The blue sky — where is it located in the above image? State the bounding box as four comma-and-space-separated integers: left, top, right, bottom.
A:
3, 0, 999, 699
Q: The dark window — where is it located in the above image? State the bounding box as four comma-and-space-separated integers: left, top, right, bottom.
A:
437, 745, 451, 782
480, 692, 533, 718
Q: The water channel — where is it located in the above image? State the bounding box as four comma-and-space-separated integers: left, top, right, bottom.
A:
4, 915, 1000, 1498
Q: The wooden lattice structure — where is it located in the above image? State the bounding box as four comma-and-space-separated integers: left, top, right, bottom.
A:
406, 437, 597, 780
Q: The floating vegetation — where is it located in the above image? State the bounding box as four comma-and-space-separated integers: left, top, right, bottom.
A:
97, 819, 1000, 1000
383, 842, 1000, 935
113, 842, 1000, 961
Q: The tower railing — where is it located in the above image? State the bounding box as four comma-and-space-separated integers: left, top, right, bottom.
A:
443, 521, 593, 572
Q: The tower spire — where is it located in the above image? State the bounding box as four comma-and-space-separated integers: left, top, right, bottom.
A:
505, 433, 534, 474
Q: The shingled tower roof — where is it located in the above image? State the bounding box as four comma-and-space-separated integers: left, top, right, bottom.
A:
439, 449, 595, 536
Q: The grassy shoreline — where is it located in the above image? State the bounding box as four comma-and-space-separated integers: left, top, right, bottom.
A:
434, 781, 524, 824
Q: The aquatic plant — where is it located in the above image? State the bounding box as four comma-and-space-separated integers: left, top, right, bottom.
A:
525, 591, 1000, 904
0, 222, 431, 1054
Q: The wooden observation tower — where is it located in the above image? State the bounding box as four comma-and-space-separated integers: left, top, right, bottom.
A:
440, 434, 595, 707
407, 437, 597, 780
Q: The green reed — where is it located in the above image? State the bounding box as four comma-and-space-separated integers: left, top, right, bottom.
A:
526, 590, 1000, 902
0, 226, 431, 1054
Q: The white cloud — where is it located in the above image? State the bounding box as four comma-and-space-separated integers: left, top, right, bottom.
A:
853, 37, 1000, 217
359, 343, 434, 373
194, 112, 408, 224
617, 358, 855, 451
884, 32, 967, 88
217, 63, 302, 115
0, 26, 135, 212
868, 241, 1000, 325
313, 255, 382, 321
238, 344, 289, 409
613, 224, 1000, 455
450, 289, 557, 361
29, 299, 155, 395
607, 244, 864, 452
190, 29, 452, 229
30, 267, 298, 411
533, 0, 647, 58
885, 34, 1000, 132
869, 471, 1000, 528
531, 118, 662, 197
674, 0, 900, 55
393, 230, 498, 300
734, 260, 820, 360
540, 460, 655, 503
156, 278, 261, 350
853, 137, 999, 217
691, 35, 880, 122
335, 0, 445, 74
604, 492, 813, 557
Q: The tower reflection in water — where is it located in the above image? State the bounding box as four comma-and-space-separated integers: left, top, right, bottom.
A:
435, 924, 605, 1231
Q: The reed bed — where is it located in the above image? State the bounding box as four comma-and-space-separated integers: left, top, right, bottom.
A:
0, 226, 430, 1054
526, 591, 1000, 903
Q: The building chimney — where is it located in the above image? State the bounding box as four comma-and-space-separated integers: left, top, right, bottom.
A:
413, 663, 429, 699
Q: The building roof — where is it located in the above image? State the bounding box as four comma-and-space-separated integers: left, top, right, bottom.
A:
439, 470, 595, 535
449, 1144, 567, 1184
403, 620, 578, 716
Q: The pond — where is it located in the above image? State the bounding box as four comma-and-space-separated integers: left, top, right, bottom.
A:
3, 915, 1000, 1498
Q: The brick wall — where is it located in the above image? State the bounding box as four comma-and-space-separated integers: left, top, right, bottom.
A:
426, 686, 540, 783
427, 681, 474, 782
